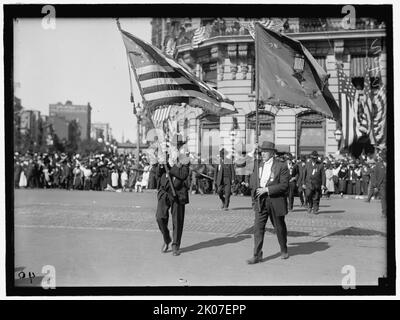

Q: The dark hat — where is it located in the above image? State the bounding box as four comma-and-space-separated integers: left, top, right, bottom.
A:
310, 150, 319, 158
259, 141, 276, 152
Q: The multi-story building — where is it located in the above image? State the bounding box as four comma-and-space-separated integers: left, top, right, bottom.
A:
151, 17, 387, 158
49, 100, 92, 141
19, 109, 41, 142
91, 122, 112, 142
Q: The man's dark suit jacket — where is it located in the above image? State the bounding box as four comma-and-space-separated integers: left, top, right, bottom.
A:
303, 161, 326, 190
249, 158, 290, 216
214, 163, 235, 187
157, 163, 190, 205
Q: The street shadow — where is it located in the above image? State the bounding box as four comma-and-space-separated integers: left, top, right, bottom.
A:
261, 241, 330, 262
234, 226, 310, 237
326, 226, 386, 237
265, 227, 310, 237
237, 226, 254, 235
230, 207, 253, 211
317, 210, 345, 214
180, 228, 252, 254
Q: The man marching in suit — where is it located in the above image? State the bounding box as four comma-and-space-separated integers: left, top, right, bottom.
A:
247, 141, 290, 264
286, 153, 299, 212
214, 148, 235, 211
302, 150, 326, 215
156, 134, 190, 256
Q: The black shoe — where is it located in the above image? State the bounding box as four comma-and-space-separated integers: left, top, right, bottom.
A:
223, 207, 229, 211
281, 252, 289, 259
161, 242, 170, 253
313, 209, 319, 215
246, 252, 263, 264
172, 246, 180, 256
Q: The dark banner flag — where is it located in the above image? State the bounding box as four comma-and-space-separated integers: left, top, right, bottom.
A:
255, 23, 340, 120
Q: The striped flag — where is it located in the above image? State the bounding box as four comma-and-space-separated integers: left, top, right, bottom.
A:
337, 67, 359, 148
164, 37, 177, 57
192, 26, 210, 46
152, 105, 172, 126
372, 84, 387, 149
363, 64, 376, 144
239, 18, 285, 38
119, 27, 236, 116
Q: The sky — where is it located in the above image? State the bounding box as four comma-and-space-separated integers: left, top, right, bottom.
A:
14, 18, 152, 143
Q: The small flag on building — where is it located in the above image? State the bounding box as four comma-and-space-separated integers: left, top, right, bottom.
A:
192, 26, 210, 46
239, 18, 285, 38
337, 67, 359, 149
372, 84, 387, 149
362, 64, 376, 145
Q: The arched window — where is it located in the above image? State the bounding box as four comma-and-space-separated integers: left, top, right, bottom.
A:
246, 111, 275, 145
296, 111, 326, 156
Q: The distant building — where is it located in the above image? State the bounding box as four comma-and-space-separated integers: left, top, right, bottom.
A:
20, 109, 41, 142
49, 116, 69, 141
49, 100, 92, 140
91, 122, 112, 142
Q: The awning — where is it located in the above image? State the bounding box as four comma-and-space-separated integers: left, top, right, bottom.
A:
350, 56, 381, 78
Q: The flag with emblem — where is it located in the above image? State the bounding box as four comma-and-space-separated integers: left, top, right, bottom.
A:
118, 25, 236, 116
254, 22, 340, 120
337, 67, 359, 148
372, 84, 387, 149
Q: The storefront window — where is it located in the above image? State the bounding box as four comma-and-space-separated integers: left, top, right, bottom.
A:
297, 112, 326, 156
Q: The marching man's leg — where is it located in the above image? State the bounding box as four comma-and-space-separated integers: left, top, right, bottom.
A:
247, 198, 268, 264
156, 195, 171, 253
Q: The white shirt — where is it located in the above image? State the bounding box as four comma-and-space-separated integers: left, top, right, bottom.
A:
259, 157, 274, 187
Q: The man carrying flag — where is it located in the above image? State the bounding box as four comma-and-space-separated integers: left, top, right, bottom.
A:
117, 20, 236, 256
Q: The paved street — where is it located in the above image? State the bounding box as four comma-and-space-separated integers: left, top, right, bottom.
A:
13, 189, 387, 287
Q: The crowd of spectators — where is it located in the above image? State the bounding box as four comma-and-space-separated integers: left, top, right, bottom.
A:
14, 151, 158, 193
14, 148, 386, 202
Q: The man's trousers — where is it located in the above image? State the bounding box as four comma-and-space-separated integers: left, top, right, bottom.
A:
156, 194, 185, 249
253, 196, 287, 257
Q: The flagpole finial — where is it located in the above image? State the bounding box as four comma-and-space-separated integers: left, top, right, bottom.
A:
116, 18, 122, 31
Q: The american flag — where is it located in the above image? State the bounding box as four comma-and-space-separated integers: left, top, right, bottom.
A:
239, 18, 285, 38
164, 37, 177, 58
337, 67, 359, 148
192, 26, 210, 46
372, 84, 387, 149
363, 64, 376, 144
119, 28, 235, 116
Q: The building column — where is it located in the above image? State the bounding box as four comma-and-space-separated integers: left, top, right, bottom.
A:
325, 51, 341, 155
